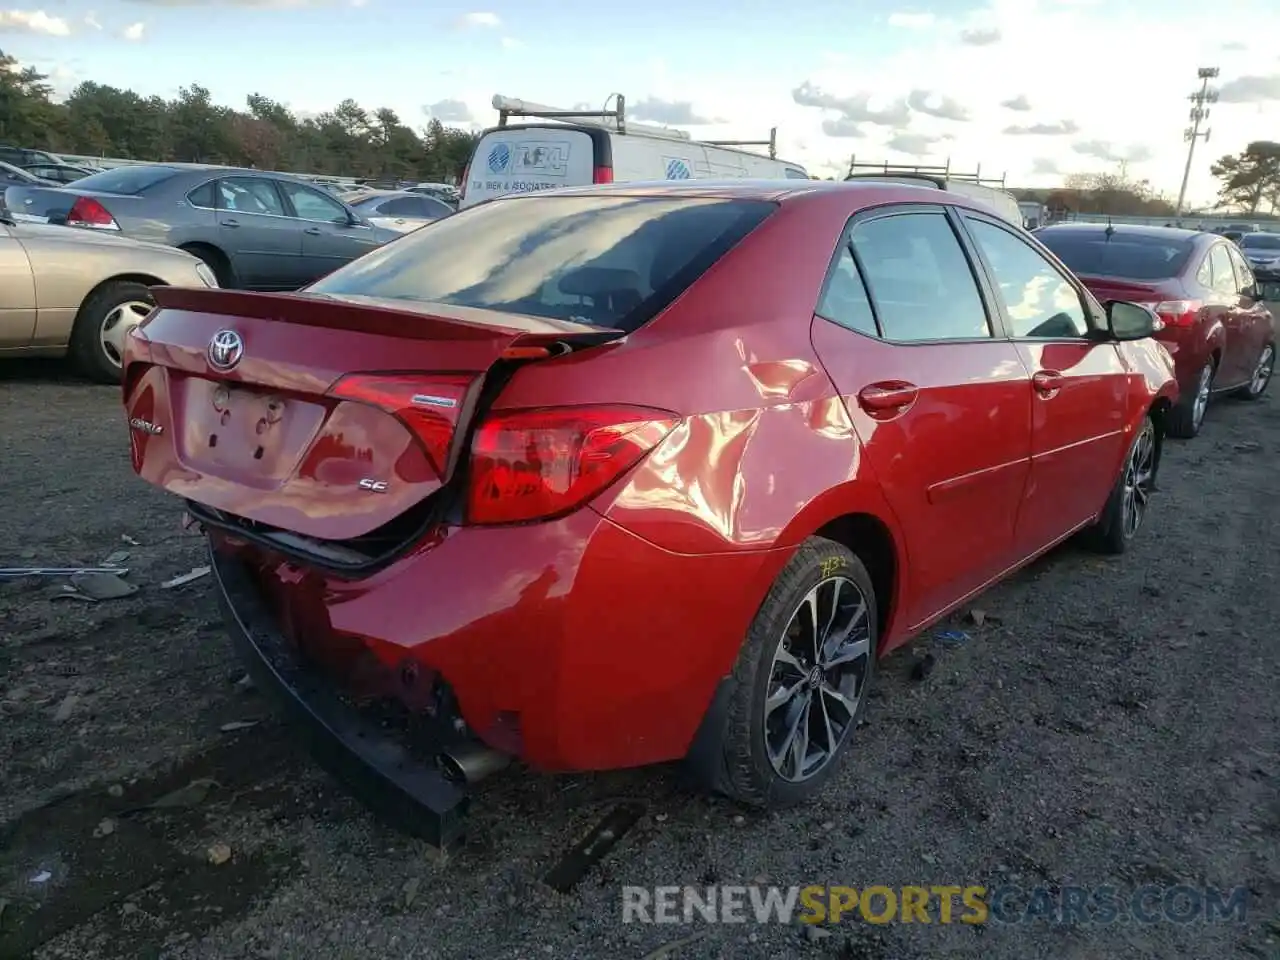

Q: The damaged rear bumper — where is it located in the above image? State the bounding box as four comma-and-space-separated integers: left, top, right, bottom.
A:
209, 543, 498, 850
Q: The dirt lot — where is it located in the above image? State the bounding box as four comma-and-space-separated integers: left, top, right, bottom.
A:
1, 360, 1277, 960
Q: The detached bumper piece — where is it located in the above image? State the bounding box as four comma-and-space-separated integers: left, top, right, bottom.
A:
209, 545, 477, 851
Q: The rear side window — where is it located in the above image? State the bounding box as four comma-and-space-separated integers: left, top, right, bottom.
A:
66, 165, 179, 195
1228, 245, 1255, 289
1035, 230, 1193, 280
848, 212, 990, 341
816, 246, 877, 336
307, 196, 775, 332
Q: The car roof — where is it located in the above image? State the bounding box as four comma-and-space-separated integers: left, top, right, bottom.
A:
1036, 222, 1207, 242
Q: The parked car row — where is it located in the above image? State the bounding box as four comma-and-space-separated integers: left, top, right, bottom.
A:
116, 178, 1272, 844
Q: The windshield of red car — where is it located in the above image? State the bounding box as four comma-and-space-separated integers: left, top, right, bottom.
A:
306, 195, 776, 332
1037, 231, 1195, 280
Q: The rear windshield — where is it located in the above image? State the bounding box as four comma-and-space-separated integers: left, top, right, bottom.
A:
306, 195, 775, 331
1241, 234, 1280, 250
67, 165, 179, 195
1036, 230, 1195, 280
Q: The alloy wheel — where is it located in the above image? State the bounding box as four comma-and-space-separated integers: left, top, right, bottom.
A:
99, 300, 154, 368
1192, 362, 1213, 428
763, 576, 872, 783
1251, 344, 1275, 396
1121, 422, 1156, 540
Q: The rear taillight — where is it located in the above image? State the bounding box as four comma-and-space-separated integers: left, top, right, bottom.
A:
328, 373, 475, 476
466, 406, 678, 525
66, 196, 119, 231
1136, 300, 1201, 328
592, 166, 614, 184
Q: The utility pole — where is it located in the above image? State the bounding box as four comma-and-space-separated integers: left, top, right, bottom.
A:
1175, 67, 1219, 218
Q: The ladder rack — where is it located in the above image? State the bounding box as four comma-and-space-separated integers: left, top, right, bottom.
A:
491, 94, 779, 156
845, 157, 1007, 187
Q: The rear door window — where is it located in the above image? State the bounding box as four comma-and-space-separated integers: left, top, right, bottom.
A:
307, 195, 775, 332
848, 212, 991, 341
816, 245, 877, 337
1227, 245, 1255, 290
216, 177, 286, 216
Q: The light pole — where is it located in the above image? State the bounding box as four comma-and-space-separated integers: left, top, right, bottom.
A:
1175, 67, 1219, 218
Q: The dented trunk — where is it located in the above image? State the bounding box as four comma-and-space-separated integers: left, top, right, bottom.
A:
124, 287, 619, 546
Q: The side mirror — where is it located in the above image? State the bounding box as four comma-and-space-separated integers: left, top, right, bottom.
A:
1105, 300, 1159, 341
1258, 281, 1280, 303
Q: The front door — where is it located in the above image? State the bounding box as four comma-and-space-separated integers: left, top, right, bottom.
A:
808, 205, 1033, 628
275, 180, 382, 284
959, 213, 1129, 556
1207, 242, 1250, 385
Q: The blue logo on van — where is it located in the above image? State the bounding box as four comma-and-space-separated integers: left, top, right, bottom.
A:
488, 142, 511, 173
665, 159, 692, 180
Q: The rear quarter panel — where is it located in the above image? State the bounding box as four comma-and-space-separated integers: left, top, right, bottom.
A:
488, 191, 909, 560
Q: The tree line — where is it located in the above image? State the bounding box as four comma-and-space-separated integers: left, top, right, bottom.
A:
0, 49, 479, 182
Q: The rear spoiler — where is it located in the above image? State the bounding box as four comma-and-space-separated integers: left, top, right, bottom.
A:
147, 287, 622, 348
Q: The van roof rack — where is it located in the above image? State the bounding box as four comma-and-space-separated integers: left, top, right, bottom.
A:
844, 158, 1007, 187
491, 93, 778, 158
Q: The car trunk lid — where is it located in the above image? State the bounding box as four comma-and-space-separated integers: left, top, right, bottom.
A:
1073, 275, 1177, 303
124, 287, 620, 544
1, 185, 134, 225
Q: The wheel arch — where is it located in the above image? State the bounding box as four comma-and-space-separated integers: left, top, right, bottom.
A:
74, 274, 167, 324
771, 482, 908, 649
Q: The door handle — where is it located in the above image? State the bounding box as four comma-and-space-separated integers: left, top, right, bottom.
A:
1033, 370, 1065, 395
857, 382, 919, 412
220, 218, 240, 228
303, 227, 322, 236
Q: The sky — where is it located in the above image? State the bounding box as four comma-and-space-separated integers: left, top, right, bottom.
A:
2, 0, 1279, 208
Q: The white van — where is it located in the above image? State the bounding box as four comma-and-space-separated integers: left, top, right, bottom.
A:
459, 94, 809, 210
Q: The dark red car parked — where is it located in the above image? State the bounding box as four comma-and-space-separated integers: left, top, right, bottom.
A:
1035, 223, 1276, 438
123, 181, 1178, 846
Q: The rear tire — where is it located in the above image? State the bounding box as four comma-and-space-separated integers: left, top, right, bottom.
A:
69, 280, 156, 384
1233, 341, 1274, 401
685, 537, 877, 809
1167, 359, 1214, 439
1086, 415, 1158, 555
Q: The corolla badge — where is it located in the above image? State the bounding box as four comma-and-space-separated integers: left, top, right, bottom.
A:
208, 329, 244, 371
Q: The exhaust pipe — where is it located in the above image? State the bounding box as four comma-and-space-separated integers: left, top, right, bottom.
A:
438, 743, 511, 785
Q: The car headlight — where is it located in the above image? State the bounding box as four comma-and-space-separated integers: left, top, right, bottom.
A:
194, 262, 219, 288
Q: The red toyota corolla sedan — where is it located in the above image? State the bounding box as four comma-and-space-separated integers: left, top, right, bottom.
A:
123, 181, 1178, 845
1035, 223, 1276, 438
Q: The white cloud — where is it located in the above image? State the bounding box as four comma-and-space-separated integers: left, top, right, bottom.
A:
121, 20, 146, 40
84, 11, 102, 29
0, 9, 71, 35
1217, 74, 1280, 104
887, 11, 934, 28
499, 35, 522, 49
454, 10, 498, 28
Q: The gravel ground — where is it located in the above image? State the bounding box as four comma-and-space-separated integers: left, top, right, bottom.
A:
1, 359, 1277, 960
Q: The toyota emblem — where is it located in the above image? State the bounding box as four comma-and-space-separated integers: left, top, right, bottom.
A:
207, 329, 244, 371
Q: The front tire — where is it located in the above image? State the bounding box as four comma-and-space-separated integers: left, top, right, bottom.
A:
1233, 341, 1274, 401
69, 280, 156, 384
1087, 415, 1158, 555
686, 537, 877, 809
1168, 359, 1214, 439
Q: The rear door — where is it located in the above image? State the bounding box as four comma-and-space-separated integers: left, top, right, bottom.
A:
808, 203, 1033, 628
959, 212, 1128, 555
462, 127, 595, 207
213, 177, 303, 290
